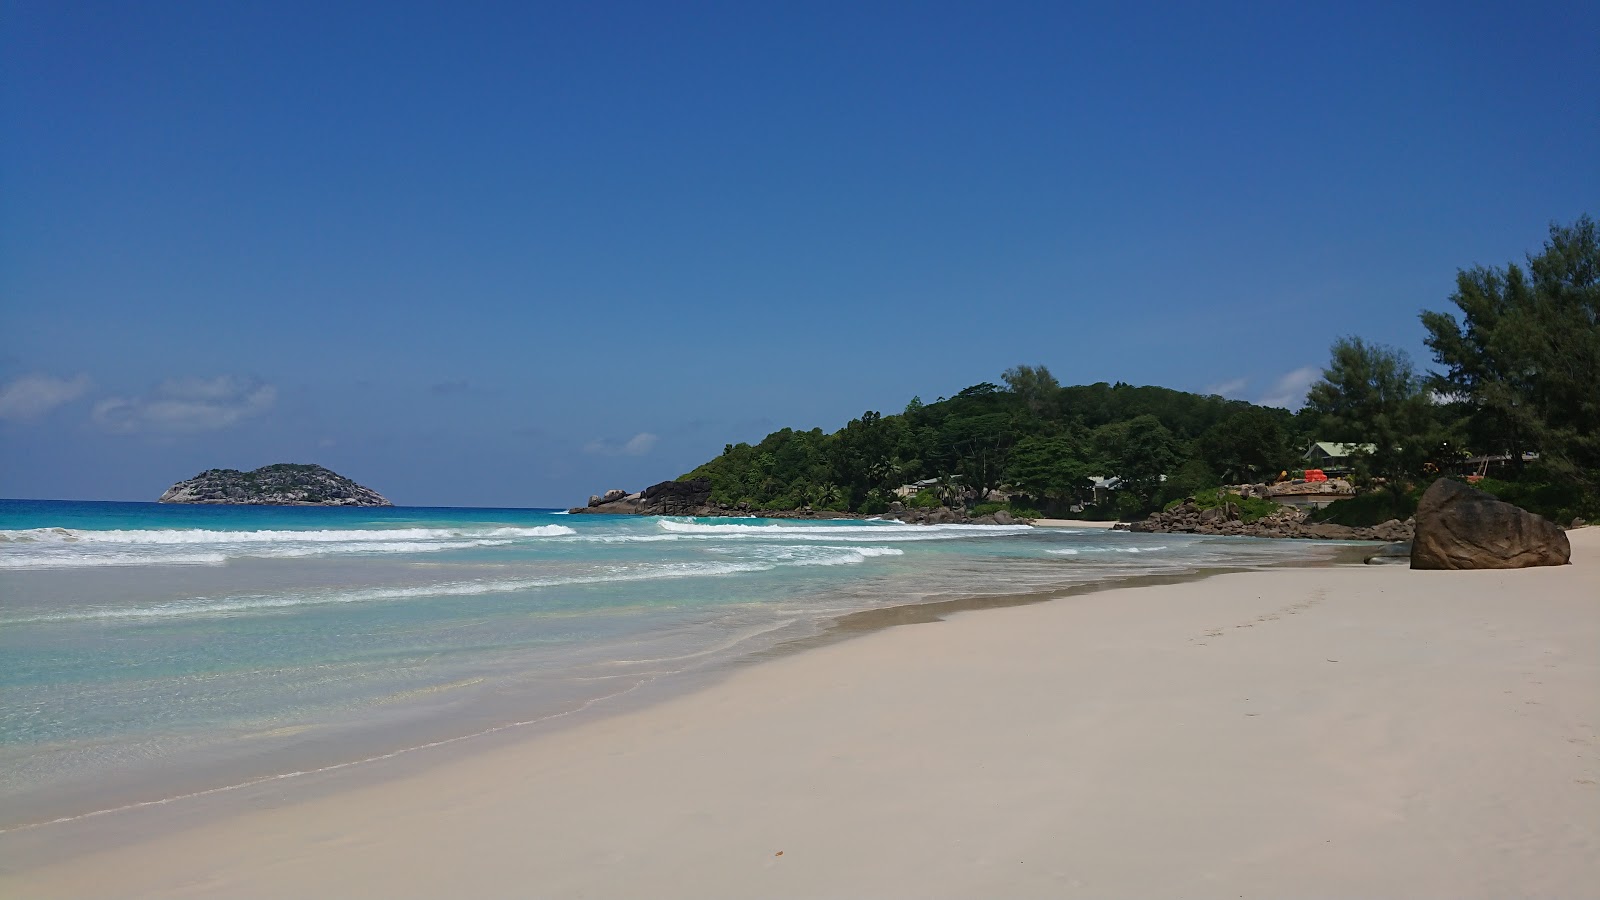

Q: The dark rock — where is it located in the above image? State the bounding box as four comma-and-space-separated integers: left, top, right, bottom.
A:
1410, 479, 1570, 570
601, 488, 628, 504
588, 495, 603, 508
158, 464, 392, 507
992, 509, 1015, 526
1122, 497, 1422, 543
1365, 541, 1411, 564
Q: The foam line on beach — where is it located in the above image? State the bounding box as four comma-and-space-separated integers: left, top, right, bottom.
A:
655, 519, 1032, 540
0, 525, 576, 544
3, 546, 908, 624
0, 525, 575, 569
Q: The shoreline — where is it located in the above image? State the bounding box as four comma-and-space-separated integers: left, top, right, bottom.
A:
6, 535, 1593, 896
0, 534, 1356, 841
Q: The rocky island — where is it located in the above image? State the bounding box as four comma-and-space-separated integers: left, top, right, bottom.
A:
158, 464, 393, 506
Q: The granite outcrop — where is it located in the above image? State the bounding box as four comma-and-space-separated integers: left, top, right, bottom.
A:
1125, 498, 1412, 542
158, 464, 392, 507
1410, 478, 1570, 569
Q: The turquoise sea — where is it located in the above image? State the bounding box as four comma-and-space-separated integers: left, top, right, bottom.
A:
0, 499, 1345, 829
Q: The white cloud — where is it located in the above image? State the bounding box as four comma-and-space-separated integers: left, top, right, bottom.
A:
584, 431, 659, 457
1259, 366, 1321, 409
1205, 377, 1249, 398
93, 375, 277, 434
0, 373, 92, 421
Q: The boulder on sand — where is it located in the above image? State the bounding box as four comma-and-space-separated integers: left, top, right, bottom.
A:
1410, 479, 1570, 570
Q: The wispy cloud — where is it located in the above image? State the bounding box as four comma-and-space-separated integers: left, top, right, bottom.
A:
584, 432, 659, 456
1259, 366, 1320, 409
0, 373, 92, 421
92, 375, 277, 433
1205, 377, 1249, 398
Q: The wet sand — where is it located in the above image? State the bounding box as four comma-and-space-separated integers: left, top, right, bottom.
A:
3, 530, 1595, 898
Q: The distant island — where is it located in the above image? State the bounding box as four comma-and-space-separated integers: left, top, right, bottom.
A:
158, 464, 393, 507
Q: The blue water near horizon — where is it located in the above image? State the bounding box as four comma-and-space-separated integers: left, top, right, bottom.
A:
0, 498, 1347, 829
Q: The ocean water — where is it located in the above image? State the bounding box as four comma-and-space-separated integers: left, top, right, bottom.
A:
0, 499, 1346, 829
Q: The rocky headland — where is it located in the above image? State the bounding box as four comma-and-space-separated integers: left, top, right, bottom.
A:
1122, 498, 1412, 542
158, 464, 393, 507
570, 479, 1024, 525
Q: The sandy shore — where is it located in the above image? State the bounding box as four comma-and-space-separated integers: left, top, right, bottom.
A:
4, 531, 1596, 898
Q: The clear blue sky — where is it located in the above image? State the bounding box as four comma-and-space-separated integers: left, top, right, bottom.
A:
3, 2, 1596, 506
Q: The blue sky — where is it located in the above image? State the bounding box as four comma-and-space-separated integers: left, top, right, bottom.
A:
3, 2, 1596, 506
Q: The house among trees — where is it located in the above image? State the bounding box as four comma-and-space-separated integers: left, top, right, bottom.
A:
1302, 441, 1376, 473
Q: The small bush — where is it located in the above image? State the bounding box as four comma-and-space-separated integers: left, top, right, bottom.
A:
1166, 490, 1284, 524
1474, 475, 1598, 525
906, 489, 942, 508
1309, 491, 1418, 527
1114, 492, 1149, 521
857, 497, 890, 515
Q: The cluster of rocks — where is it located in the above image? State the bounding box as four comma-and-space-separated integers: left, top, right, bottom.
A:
882, 502, 1022, 526
572, 479, 728, 517
1248, 478, 1355, 498
158, 464, 392, 507
571, 480, 1026, 525
1125, 498, 1412, 542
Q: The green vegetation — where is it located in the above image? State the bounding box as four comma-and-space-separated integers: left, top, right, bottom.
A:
1474, 476, 1597, 526
679, 216, 1596, 523
1165, 490, 1283, 524
1308, 491, 1420, 527
1300, 215, 1598, 522
683, 374, 1316, 519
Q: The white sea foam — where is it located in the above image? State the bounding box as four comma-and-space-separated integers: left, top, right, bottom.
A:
6, 544, 906, 623
708, 544, 907, 566
0, 525, 574, 545
655, 519, 1031, 541
0, 551, 235, 568
1047, 545, 1168, 556
0, 525, 573, 569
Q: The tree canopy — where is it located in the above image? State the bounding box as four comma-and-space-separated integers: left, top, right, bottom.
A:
683, 373, 1307, 516
680, 215, 1597, 521
1421, 215, 1599, 490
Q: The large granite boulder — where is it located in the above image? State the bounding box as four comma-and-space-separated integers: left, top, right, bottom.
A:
1410, 479, 1570, 570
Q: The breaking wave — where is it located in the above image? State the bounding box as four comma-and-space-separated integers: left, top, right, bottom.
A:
5, 545, 906, 623
655, 519, 1031, 541
0, 525, 575, 569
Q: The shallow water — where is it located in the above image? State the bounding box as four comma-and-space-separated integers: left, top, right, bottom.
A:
0, 499, 1346, 828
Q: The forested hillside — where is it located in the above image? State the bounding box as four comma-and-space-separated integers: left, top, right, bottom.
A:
684, 375, 1313, 518
684, 215, 1597, 523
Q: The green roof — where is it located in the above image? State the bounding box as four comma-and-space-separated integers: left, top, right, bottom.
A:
1304, 441, 1376, 460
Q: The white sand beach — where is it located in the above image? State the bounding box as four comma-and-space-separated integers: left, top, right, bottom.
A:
3, 530, 1596, 899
